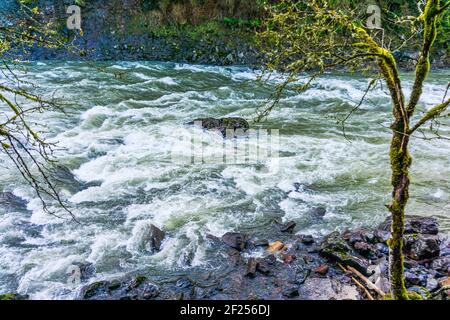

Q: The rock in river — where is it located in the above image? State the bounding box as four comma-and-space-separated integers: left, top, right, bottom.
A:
0, 192, 28, 212
222, 232, 248, 251
188, 117, 249, 137
280, 221, 297, 233
140, 224, 166, 253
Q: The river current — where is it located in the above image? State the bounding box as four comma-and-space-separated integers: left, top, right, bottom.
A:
0, 61, 449, 299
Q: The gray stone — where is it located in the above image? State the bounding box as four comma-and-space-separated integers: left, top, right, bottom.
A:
406, 234, 440, 260
320, 232, 371, 276
280, 221, 296, 233
188, 117, 249, 137
143, 224, 166, 253
222, 232, 247, 251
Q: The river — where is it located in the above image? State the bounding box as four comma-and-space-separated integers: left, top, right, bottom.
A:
0, 61, 449, 299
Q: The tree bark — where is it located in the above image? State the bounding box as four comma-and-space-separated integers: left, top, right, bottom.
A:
388, 128, 410, 300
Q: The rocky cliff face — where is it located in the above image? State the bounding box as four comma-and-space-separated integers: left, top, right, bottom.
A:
25, 0, 262, 65
9, 0, 450, 67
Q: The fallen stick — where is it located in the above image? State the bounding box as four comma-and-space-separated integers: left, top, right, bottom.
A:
337, 263, 374, 300
351, 276, 375, 300
430, 285, 450, 299
346, 265, 386, 297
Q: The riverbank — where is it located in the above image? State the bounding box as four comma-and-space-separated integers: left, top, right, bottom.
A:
13, 0, 449, 69
66, 215, 450, 300
1, 204, 448, 300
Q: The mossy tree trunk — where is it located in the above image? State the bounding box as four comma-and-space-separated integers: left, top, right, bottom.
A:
383, 0, 441, 300
379, 59, 410, 300
356, 0, 444, 299
387, 114, 411, 300
259, 0, 450, 299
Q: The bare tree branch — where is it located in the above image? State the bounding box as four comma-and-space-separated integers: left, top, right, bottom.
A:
409, 97, 450, 134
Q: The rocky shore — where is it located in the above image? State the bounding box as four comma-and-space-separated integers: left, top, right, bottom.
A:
65, 215, 448, 301
2, 191, 448, 301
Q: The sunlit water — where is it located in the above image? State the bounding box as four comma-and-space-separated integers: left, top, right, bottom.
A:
0, 61, 449, 299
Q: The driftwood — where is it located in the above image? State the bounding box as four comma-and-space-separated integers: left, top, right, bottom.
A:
430, 285, 450, 299
338, 263, 382, 300
346, 265, 386, 297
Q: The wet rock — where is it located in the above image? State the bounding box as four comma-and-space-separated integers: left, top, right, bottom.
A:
431, 257, 450, 275
0, 292, 29, 300
426, 277, 439, 291
405, 216, 439, 235
406, 234, 440, 260
267, 241, 285, 253
373, 229, 390, 243
298, 234, 315, 245
228, 249, 243, 265
222, 232, 247, 251
282, 286, 299, 298
253, 239, 269, 247
72, 262, 96, 282
188, 117, 249, 137
439, 277, 450, 288
298, 277, 359, 300
345, 228, 376, 245
440, 242, 450, 257
52, 165, 100, 193
80, 275, 160, 300
264, 254, 277, 265
0, 192, 28, 212
320, 232, 371, 276
282, 253, 296, 264
375, 243, 389, 256
280, 221, 296, 233
205, 233, 221, 246
408, 286, 428, 299
315, 264, 329, 275
256, 258, 272, 275
378, 215, 439, 235
136, 282, 160, 300
405, 271, 422, 286
311, 207, 327, 218
144, 224, 166, 253
245, 258, 257, 278
81, 280, 110, 299
175, 278, 191, 289
353, 242, 377, 259
404, 258, 419, 269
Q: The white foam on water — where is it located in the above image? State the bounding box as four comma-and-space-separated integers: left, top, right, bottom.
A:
1, 62, 449, 299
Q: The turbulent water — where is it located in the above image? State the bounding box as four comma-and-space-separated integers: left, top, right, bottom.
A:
0, 61, 449, 299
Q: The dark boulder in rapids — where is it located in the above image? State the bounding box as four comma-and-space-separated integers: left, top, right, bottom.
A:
144, 224, 166, 253
0, 192, 28, 212
51, 165, 101, 193
221, 232, 248, 251
188, 117, 249, 137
